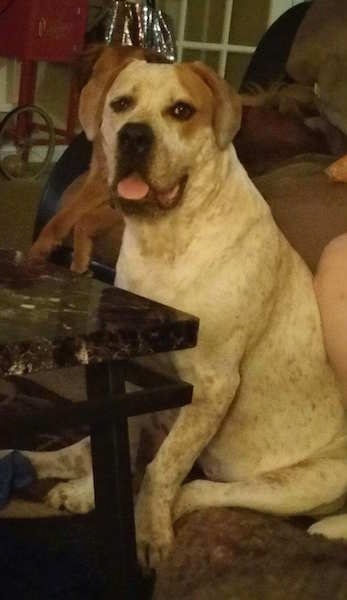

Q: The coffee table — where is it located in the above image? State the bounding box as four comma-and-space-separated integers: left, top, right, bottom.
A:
0, 249, 199, 599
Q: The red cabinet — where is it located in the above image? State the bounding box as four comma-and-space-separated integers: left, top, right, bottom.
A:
0, 0, 88, 141
0, 0, 87, 62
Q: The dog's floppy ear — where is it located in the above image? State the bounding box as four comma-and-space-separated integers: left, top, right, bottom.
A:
78, 45, 144, 141
189, 61, 242, 149
75, 43, 107, 91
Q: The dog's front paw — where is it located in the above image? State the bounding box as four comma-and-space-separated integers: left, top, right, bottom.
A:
28, 236, 60, 261
135, 486, 174, 571
46, 475, 95, 514
70, 256, 90, 274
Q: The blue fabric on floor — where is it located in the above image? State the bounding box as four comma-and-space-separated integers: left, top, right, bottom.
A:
0, 451, 36, 508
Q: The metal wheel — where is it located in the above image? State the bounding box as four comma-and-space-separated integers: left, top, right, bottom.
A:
0, 104, 55, 180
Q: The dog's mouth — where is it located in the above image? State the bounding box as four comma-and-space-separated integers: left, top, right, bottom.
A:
115, 172, 188, 213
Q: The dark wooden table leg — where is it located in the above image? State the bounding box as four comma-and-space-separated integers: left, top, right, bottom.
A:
86, 361, 139, 599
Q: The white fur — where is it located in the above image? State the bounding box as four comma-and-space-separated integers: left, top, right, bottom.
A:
112, 62, 347, 568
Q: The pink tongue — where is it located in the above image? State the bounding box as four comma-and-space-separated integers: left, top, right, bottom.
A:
117, 173, 149, 201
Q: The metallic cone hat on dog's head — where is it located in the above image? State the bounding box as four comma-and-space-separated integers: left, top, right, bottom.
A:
102, 0, 176, 63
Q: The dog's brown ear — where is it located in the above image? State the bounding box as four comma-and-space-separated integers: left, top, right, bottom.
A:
78, 46, 132, 141
74, 43, 108, 91
189, 61, 242, 149
78, 46, 146, 141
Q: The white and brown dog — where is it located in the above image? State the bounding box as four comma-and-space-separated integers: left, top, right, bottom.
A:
24, 55, 347, 569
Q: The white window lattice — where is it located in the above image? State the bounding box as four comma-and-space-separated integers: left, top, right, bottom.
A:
159, 0, 298, 81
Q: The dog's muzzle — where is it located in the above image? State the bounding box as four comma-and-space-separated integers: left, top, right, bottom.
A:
113, 121, 187, 215
118, 122, 154, 165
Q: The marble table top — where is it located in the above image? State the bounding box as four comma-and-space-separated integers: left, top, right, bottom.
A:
0, 249, 199, 377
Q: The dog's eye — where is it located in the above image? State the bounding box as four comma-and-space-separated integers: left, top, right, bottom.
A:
110, 96, 133, 113
169, 101, 196, 121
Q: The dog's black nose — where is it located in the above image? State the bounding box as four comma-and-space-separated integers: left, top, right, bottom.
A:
118, 123, 154, 157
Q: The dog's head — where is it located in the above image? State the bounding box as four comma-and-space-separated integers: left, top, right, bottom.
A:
79, 47, 241, 216
78, 44, 168, 140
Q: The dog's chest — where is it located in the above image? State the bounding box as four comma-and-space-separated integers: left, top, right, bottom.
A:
117, 230, 216, 310
118, 254, 197, 313
116, 211, 281, 334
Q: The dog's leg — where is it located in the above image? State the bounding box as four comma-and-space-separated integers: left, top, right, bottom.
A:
135, 361, 241, 570
46, 472, 95, 514
29, 177, 107, 261
22, 437, 92, 480
173, 456, 347, 522
36, 416, 153, 513
24, 437, 95, 514
71, 205, 120, 273
29, 204, 87, 261
71, 216, 94, 274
